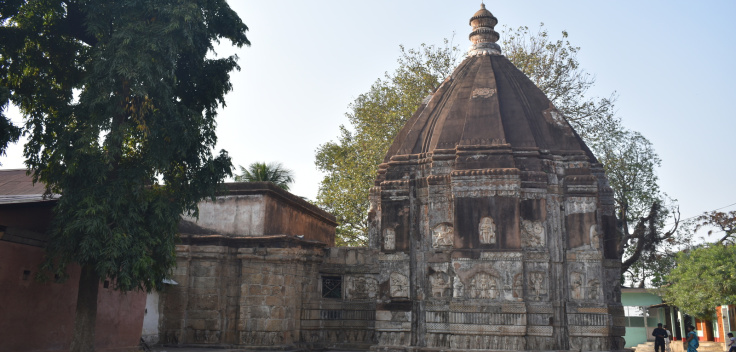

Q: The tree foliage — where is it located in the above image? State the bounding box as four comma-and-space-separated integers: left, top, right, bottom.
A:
315, 40, 461, 246
597, 128, 679, 284
0, 86, 21, 163
664, 244, 736, 319
0, 1, 249, 350
694, 210, 736, 244
235, 162, 294, 191
501, 25, 619, 147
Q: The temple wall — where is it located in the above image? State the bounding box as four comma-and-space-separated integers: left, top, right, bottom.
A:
300, 247, 379, 350
159, 243, 325, 348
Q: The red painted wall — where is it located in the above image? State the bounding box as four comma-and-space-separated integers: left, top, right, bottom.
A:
0, 241, 146, 352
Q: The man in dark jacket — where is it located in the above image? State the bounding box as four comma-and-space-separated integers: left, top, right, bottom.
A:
653, 323, 668, 352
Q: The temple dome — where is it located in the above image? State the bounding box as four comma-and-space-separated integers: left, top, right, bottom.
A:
383, 5, 594, 165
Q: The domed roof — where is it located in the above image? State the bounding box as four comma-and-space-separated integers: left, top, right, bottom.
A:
383, 5, 594, 165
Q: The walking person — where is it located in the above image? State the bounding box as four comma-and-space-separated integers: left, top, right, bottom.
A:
652, 323, 668, 352
727, 332, 735, 352
686, 325, 699, 352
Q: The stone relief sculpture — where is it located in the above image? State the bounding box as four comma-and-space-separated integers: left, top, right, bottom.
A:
432, 223, 454, 248
588, 279, 600, 300
347, 276, 378, 300
565, 197, 597, 214
521, 220, 545, 247
469, 272, 499, 299
570, 272, 584, 300
453, 275, 464, 298
429, 272, 451, 298
384, 228, 395, 250
589, 224, 600, 249
530, 271, 546, 300
390, 272, 409, 298
512, 273, 524, 298
479, 216, 497, 244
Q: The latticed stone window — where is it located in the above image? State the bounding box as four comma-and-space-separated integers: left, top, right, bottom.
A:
322, 275, 342, 299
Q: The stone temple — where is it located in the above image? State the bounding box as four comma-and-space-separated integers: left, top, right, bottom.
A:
365, 4, 624, 351
153, 4, 626, 351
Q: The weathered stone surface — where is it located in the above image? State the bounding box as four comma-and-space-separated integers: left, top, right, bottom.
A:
363, 5, 624, 352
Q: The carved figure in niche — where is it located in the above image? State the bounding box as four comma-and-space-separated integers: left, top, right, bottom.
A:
429, 272, 451, 298
512, 273, 524, 298
521, 220, 545, 247
479, 216, 496, 244
390, 272, 409, 298
530, 272, 546, 300
589, 224, 600, 249
469, 272, 499, 299
503, 271, 514, 299
570, 272, 584, 300
432, 223, 454, 248
347, 276, 377, 300
453, 275, 464, 298
383, 227, 395, 250
588, 279, 600, 300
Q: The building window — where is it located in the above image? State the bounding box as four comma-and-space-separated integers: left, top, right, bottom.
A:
322, 276, 342, 299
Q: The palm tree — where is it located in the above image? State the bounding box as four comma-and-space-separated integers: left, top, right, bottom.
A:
235, 162, 294, 191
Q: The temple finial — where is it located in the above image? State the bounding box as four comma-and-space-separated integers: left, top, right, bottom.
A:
468, 3, 501, 56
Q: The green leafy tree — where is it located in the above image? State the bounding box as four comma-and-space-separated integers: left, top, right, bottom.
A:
235, 162, 294, 191
597, 129, 680, 285
664, 243, 736, 319
315, 40, 461, 246
0, 1, 249, 351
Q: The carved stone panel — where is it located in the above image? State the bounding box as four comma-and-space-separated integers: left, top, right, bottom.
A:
589, 224, 600, 250
383, 228, 395, 250
453, 274, 464, 298
432, 223, 454, 248
429, 272, 451, 298
346, 276, 378, 300
512, 273, 524, 299
521, 220, 545, 247
570, 272, 584, 300
469, 272, 500, 299
479, 217, 497, 244
529, 271, 547, 301
453, 197, 520, 249
587, 279, 600, 300
390, 272, 409, 298
565, 197, 597, 214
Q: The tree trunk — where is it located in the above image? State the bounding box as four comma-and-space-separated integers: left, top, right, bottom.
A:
69, 265, 99, 352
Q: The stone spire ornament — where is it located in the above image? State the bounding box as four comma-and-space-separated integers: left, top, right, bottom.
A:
468, 3, 502, 56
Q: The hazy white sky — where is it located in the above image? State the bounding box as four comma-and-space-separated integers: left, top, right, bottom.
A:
3, 1, 735, 230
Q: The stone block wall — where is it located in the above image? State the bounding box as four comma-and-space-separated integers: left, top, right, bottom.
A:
159, 238, 326, 349
300, 247, 380, 350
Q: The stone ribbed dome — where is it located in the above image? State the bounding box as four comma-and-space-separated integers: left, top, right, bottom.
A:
383, 5, 594, 167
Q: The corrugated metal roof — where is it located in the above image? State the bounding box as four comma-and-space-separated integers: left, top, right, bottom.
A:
0, 169, 56, 204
